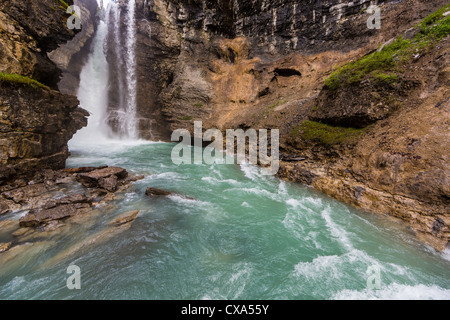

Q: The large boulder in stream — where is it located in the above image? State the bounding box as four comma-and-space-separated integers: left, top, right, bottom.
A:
145, 187, 196, 200
76, 167, 129, 191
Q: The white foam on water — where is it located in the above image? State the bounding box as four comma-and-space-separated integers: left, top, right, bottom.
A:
241, 202, 252, 208
277, 181, 288, 196
321, 206, 354, 251
303, 196, 323, 208
144, 171, 182, 182
240, 163, 259, 180
201, 177, 241, 186
332, 283, 450, 300
441, 248, 450, 262
167, 195, 214, 214
228, 263, 253, 299
294, 254, 342, 280
282, 213, 305, 236
285, 198, 303, 208
224, 187, 276, 201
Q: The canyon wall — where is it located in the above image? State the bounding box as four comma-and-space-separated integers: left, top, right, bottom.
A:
42, 0, 449, 250
0, 0, 88, 183
135, 0, 449, 250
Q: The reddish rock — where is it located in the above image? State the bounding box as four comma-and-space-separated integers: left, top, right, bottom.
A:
76, 167, 128, 189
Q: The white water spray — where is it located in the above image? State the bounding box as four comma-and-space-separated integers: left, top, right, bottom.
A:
123, 0, 138, 139
70, 0, 139, 149
69, 2, 112, 148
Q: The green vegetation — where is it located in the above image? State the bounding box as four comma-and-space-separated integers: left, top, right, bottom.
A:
179, 116, 193, 121
55, 0, 69, 9
0, 73, 49, 90
268, 100, 284, 110
296, 121, 366, 147
325, 4, 450, 90
371, 72, 401, 86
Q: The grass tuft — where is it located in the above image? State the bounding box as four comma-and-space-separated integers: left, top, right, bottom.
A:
297, 121, 366, 147
0, 73, 49, 90
324, 4, 450, 91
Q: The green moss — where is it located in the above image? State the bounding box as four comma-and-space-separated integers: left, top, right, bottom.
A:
417, 3, 450, 32
325, 4, 450, 91
0, 73, 49, 90
324, 37, 410, 90
55, 0, 69, 9
299, 121, 366, 147
268, 99, 285, 110
179, 116, 193, 121
370, 72, 401, 86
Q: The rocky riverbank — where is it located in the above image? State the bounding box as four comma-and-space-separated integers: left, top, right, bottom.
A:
0, 165, 144, 264
0, 0, 448, 255
0, 0, 89, 183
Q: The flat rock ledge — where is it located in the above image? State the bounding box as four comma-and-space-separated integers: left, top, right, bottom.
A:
0, 166, 144, 229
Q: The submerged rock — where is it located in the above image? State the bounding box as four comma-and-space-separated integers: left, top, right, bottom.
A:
145, 187, 196, 200
0, 242, 12, 253
41, 209, 140, 268
145, 187, 175, 197
110, 210, 140, 226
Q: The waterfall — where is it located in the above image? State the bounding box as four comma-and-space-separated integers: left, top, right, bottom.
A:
70, 0, 139, 149
69, 1, 112, 148
123, 0, 138, 139
108, 0, 138, 139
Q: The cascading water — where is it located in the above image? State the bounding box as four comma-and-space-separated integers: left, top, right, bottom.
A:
123, 0, 138, 139
69, 1, 112, 148
110, 0, 138, 139
70, 0, 139, 149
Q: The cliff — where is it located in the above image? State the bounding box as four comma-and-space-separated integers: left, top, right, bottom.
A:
37, 0, 449, 251
131, 0, 449, 250
0, 0, 88, 183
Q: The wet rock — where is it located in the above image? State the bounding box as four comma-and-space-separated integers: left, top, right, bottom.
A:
12, 228, 33, 238
145, 187, 195, 200
18, 193, 93, 228
41, 210, 139, 268
145, 187, 176, 197
122, 174, 145, 184
0, 219, 20, 234
76, 167, 128, 189
19, 204, 79, 227
0, 197, 12, 215
88, 188, 109, 203
64, 166, 108, 174
41, 220, 65, 232
2, 184, 48, 204
98, 175, 118, 192
41, 193, 91, 210
0, 242, 12, 253
110, 210, 140, 226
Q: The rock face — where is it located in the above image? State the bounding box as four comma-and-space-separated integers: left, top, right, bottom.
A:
0, 0, 89, 183
279, 21, 450, 251
48, 0, 98, 95
127, 0, 449, 250
29, 0, 448, 251
0, 86, 89, 183
0, 0, 77, 88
